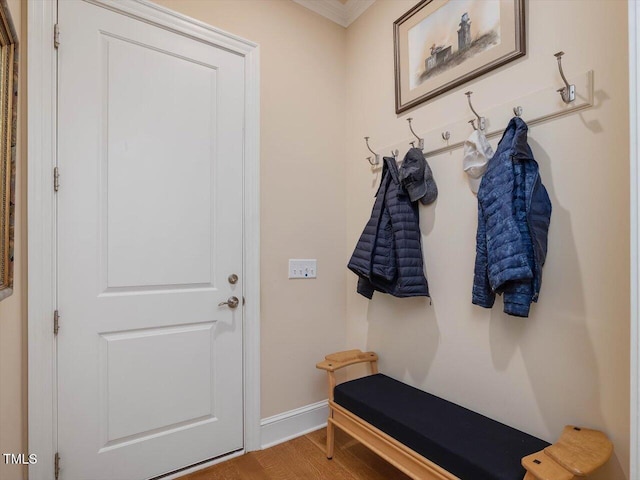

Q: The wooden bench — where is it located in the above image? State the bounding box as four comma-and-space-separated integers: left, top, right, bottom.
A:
317, 350, 613, 480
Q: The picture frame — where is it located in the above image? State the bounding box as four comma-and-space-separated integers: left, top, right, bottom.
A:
394, 0, 526, 114
0, 0, 17, 302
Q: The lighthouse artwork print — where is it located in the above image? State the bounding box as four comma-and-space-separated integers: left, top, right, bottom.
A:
394, 0, 525, 113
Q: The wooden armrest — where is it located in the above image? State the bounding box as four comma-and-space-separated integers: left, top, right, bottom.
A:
523, 426, 613, 480
316, 349, 378, 372
544, 426, 613, 476
522, 451, 574, 480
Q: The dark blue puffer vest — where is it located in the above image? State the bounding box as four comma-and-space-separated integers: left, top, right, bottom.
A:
348, 156, 429, 299
472, 118, 552, 317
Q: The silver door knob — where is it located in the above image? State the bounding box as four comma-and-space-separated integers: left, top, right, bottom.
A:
218, 296, 239, 309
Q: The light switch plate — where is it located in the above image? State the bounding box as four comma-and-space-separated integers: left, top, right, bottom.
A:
288, 259, 317, 279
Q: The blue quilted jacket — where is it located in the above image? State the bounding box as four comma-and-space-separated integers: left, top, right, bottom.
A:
348, 156, 429, 299
472, 118, 552, 317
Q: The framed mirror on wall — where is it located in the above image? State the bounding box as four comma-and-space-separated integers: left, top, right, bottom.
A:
0, 0, 17, 302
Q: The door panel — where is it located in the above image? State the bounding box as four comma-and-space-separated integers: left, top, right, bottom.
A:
57, 2, 245, 479
104, 35, 217, 290
99, 322, 216, 447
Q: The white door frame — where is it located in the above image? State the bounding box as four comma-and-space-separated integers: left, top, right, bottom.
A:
27, 1, 261, 478
631, 1, 639, 479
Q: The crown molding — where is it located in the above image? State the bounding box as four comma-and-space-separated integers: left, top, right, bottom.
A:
343, 0, 376, 26
293, 0, 375, 28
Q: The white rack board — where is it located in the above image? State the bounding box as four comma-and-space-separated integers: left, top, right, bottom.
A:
370, 69, 594, 166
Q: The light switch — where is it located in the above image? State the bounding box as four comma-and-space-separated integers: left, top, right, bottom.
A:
288, 259, 317, 279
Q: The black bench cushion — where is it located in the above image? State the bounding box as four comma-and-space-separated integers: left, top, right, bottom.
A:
333, 374, 550, 480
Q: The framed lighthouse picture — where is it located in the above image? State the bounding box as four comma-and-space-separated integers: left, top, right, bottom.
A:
393, 0, 525, 113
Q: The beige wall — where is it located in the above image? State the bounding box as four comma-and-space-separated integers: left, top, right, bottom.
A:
153, 0, 348, 418
0, 0, 26, 479
345, 1, 630, 479
0, 1, 632, 478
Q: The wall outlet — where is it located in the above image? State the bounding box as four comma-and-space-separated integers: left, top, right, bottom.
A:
288, 259, 317, 279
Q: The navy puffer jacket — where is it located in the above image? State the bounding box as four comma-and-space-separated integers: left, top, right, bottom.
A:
472, 118, 551, 317
348, 156, 429, 298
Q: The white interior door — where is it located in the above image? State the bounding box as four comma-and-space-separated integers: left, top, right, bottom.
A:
56, 1, 245, 479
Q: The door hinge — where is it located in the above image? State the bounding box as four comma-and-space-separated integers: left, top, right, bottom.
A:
54, 23, 60, 49
54, 452, 60, 480
54, 310, 60, 336
54, 166, 60, 192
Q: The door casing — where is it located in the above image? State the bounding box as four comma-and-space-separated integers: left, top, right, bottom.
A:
27, 1, 261, 479
630, 1, 639, 479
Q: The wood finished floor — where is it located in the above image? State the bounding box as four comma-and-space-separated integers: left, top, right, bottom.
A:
178, 428, 412, 480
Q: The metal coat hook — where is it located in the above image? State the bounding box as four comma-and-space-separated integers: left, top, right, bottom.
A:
406, 118, 424, 150
513, 106, 523, 117
441, 131, 451, 141
364, 136, 380, 166
554, 51, 575, 103
468, 119, 477, 131
465, 91, 486, 131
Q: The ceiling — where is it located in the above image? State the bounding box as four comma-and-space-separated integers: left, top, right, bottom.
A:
292, 0, 376, 28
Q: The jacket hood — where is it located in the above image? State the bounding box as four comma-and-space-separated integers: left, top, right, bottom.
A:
398, 148, 438, 204
498, 117, 532, 160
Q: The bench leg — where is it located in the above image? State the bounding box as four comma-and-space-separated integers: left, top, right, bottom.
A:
327, 419, 335, 459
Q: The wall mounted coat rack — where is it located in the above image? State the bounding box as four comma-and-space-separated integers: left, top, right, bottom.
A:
422, 69, 593, 159
368, 68, 593, 167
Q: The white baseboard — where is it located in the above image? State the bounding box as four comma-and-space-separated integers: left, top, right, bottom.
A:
260, 400, 329, 449
160, 401, 329, 478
